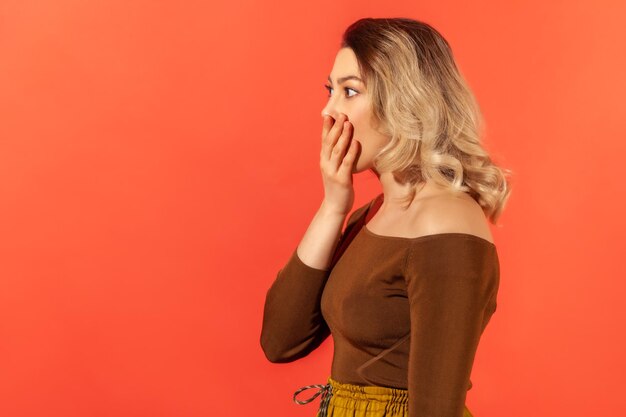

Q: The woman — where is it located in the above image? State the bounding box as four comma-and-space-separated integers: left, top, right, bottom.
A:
260, 17, 512, 417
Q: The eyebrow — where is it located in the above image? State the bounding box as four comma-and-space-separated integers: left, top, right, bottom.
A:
327, 75, 363, 85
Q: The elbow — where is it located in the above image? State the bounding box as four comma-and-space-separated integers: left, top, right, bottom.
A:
259, 333, 296, 363
261, 348, 290, 364
259, 316, 291, 363
260, 327, 325, 363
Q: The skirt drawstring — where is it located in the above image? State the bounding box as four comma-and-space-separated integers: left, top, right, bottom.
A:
293, 382, 333, 417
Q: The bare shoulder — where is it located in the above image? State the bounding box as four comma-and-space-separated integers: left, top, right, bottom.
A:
411, 191, 494, 244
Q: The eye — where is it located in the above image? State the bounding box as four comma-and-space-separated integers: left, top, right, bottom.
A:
345, 87, 359, 98
324, 84, 359, 98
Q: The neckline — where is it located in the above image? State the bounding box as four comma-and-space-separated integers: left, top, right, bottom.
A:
361, 193, 496, 247
361, 225, 496, 247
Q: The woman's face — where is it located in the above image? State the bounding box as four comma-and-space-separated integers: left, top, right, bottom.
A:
321, 47, 390, 173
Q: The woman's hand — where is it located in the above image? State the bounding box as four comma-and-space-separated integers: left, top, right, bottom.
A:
320, 113, 360, 216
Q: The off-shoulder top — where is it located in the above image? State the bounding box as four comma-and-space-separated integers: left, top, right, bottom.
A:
260, 193, 500, 417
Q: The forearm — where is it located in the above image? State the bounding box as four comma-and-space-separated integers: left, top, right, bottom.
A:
296, 201, 347, 270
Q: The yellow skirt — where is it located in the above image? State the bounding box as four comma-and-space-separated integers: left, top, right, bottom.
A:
293, 376, 474, 417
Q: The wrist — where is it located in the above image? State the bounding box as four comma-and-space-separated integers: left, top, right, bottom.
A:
319, 200, 349, 219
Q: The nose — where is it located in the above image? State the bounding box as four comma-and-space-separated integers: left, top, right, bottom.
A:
321, 97, 340, 120
321, 108, 335, 120
321, 106, 344, 121
321, 95, 348, 121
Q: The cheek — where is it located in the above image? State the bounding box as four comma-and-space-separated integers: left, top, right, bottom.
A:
348, 118, 367, 144
346, 106, 368, 133
346, 104, 372, 149
347, 106, 365, 121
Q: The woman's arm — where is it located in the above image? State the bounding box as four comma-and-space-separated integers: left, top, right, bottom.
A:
295, 201, 347, 270
260, 201, 371, 363
260, 113, 361, 363
404, 235, 499, 417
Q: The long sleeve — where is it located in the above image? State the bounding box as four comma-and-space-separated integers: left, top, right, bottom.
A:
259, 200, 374, 363
260, 246, 332, 363
403, 235, 499, 417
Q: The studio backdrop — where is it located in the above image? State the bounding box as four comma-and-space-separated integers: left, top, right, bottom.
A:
0, 1, 624, 416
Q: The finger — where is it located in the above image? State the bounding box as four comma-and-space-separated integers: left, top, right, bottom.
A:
329, 114, 346, 144
321, 115, 333, 144
322, 114, 345, 160
329, 121, 352, 170
338, 139, 359, 176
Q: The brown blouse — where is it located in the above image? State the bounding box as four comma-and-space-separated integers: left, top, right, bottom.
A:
260, 193, 500, 417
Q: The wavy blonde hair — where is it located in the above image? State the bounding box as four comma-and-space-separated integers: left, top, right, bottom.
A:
341, 17, 513, 225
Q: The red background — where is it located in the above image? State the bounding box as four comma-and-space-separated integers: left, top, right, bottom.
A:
1, 1, 624, 416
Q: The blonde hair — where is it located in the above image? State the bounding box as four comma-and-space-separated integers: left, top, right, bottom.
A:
341, 18, 513, 225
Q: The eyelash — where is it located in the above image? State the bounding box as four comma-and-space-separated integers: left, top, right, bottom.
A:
324, 84, 358, 98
